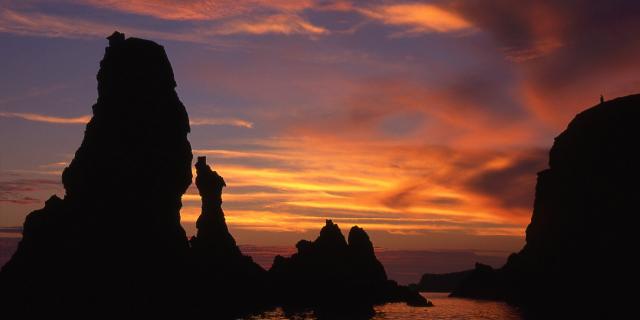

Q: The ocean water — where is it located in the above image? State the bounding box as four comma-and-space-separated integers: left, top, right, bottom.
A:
245, 293, 524, 320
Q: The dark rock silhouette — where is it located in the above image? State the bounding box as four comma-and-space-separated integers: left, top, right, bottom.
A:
412, 269, 473, 292
191, 156, 240, 257
269, 220, 431, 314
451, 94, 640, 317
189, 156, 268, 316
0, 32, 432, 318
0, 32, 192, 315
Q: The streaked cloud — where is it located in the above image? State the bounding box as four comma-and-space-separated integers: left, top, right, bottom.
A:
0, 8, 211, 43
188, 136, 538, 239
0, 112, 90, 124
359, 3, 472, 34
77, 0, 316, 21
0, 1, 326, 40
0, 112, 253, 128
0, 178, 61, 205
0, 8, 113, 39
212, 14, 328, 35
77, 0, 251, 21
190, 117, 254, 128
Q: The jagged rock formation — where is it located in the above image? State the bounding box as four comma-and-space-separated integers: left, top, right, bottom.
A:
0, 32, 192, 315
189, 156, 268, 315
269, 220, 431, 315
0, 32, 434, 318
412, 269, 472, 292
452, 94, 640, 317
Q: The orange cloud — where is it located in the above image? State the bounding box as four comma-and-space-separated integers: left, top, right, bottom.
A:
212, 14, 328, 35
0, 112, 253, 128
189, 117, 254, 128
0, 112, 90, 124
0, 8, 213, 43
78, 0, 316, 21
1, 3, 327, 40
449, 1, 640, 129
188, 135, 536, 240
78, 0, 248, 21
359, 3, 472, 34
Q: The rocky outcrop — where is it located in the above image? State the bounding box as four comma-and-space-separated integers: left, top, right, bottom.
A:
413, 269, 473, 293
189, 156, 268, 315
269, 220, 431, 314
190, 156, 242, 258
452, 94, 640, 317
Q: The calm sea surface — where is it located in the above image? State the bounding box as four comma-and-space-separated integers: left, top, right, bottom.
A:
245, 293, 524, 320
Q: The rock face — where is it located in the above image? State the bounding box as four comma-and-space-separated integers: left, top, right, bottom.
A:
452, 94, 640, 317
0, 32, 192, 314
189, 156, 267, 314
269, 220, 431, 314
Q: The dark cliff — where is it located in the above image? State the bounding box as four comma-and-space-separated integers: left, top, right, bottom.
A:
451, 94, 640, 317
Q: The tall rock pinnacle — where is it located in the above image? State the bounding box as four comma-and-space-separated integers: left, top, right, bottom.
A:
1, 32, 193, 314
190, 156, 241, 257
189, 156, 268, 316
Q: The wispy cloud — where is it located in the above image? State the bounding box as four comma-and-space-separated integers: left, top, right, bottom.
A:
190, 117, 254, 128
76, 0, 316, 21
0, 178, 61, 205
0, 112, 90, 124
359, 3, 472, 35
0, 8, 211, 43
0, 1, 327, 40
77, 0, 251, 21
212, 14, 328, 35
0, 112, 253, 128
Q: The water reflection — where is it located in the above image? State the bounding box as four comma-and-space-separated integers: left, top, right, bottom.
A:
246, 293, 524, 320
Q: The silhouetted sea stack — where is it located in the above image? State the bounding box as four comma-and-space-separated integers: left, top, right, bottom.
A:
451, 94, 640, 317
269, 220, 431, 315
189, 156, 268, 315
0, 32, 192, 315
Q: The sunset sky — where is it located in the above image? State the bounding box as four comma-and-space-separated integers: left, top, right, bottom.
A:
1, 0, 640, 261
